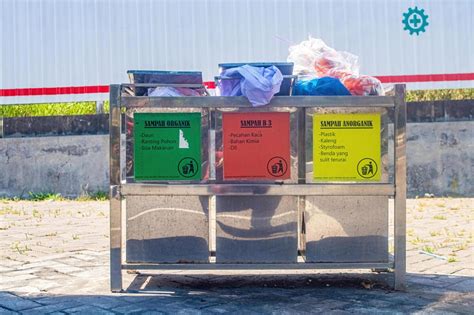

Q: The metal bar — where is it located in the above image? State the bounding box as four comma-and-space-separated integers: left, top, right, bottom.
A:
110, 85, 122, 186
122, 262, 393, 270
96, 100, 105, 114
0, 117, 3, 138
121, 183, 395, 196
297, 108, 306, 184
394, 84, 407, 291
109, 85, 123, 292
209, 109, 217, 253
110, 185, 122, 292
297, 108, 306, 253
118, 88, 399, 288
209, 110, 217, 181
121, 95, 396, 108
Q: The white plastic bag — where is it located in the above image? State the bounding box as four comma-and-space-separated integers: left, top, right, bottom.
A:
288, 37, 383, 96
148, 87, 201, 97
288, 37, 359, 76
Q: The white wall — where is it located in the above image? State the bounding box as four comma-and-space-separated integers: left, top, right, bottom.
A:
1, 0, 473, 104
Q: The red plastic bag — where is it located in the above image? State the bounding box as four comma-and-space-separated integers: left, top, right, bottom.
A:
340, 75, 384, 96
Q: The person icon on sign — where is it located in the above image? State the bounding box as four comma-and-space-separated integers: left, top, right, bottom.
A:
361, 161, 374, 176
267, 157, 287, 178
271, 159, 284, 175
367, 161, 374, 175
182, 160, 195, 175
357, 158, 378, 179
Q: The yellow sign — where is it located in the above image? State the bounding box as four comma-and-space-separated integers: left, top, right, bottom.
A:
313, 113, 381, 181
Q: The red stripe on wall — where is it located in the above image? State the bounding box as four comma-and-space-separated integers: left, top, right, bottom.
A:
0, 85, 110, 97
376, 73, 474, 83
0, 73, 472, 97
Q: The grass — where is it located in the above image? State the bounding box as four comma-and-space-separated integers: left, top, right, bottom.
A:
10, 241, 32, 255
32, 209, 43, 219
0, 197, 21, 202
405, 88, 473, 102
429, 231, 442, 237
0, 89, 471, 118
0, 207, 25, 216
0, 191, 109, 201
447, 256, 458, 263
416, 206, 425, 213
29, 192, 65, 201
453, 242, 469, 251
76, 191, 108, 201
0, 101, 109, 118
421, 245, 436, 254
49, 209, 61, 218
409, 236, 427, 245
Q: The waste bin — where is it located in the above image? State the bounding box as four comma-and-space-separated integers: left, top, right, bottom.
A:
124, 72, 210, 264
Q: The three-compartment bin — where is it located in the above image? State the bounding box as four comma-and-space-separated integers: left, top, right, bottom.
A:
109, 84, 407, 292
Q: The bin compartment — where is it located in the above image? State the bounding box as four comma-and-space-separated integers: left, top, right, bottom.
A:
216, 196, 298, 263
304, 196, 388, 263
126, 195, 209, 263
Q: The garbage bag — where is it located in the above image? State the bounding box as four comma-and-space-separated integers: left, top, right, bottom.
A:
338, 75, 384, 96
288, 36, 384, 96
218, 65, 283, 106
288, 37, 359, 77
148, 87, 202, 97
293, 76, 351, 96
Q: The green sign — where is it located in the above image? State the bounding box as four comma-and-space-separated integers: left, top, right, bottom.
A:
134, 112, 201, 181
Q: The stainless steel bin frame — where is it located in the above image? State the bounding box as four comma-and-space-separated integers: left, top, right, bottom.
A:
109, 84, 407, 292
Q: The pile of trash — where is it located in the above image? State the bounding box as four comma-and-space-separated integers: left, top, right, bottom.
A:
288, 37, 384, 96
128, 37, 385, 107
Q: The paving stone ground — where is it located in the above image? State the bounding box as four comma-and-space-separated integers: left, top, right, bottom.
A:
0, 198, 472, 314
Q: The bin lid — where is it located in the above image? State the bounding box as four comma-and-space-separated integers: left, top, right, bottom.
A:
127, 70, 203, 84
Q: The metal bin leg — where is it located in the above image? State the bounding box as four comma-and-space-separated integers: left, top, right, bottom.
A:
110, 85, 123, 292
394, 84, 407, 291
110, 186, 122, 292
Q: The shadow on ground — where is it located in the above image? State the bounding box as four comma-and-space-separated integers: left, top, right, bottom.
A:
2, 272, 471, 314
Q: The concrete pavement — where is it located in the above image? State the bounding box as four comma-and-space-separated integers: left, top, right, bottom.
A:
0, 198, 472, 314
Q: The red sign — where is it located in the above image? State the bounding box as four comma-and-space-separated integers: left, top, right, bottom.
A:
223, 112, 290, 180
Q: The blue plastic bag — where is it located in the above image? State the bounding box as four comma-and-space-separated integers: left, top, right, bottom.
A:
218, 65, 283, 106
294, 76, 351, 96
